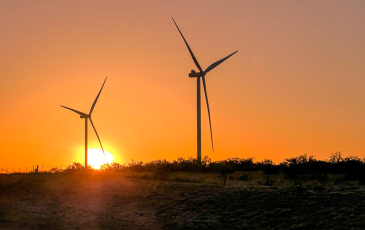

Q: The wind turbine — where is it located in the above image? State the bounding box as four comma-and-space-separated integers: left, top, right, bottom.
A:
172, 18, 238, 163
61, 77, 108, 170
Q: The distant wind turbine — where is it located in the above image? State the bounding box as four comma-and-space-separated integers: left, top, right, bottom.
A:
61, 77, 108, 170
172, 18, 238, 163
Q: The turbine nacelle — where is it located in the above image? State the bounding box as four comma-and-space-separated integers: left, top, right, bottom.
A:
80, 115, 91, 119
189, 70, 205, 78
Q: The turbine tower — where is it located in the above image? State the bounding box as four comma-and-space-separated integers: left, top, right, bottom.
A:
61, 77, 108, 170
172, 18, 238, 163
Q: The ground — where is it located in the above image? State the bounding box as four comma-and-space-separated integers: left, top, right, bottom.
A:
1, 173, 365, 229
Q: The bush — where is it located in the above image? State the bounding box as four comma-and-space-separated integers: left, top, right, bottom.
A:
60, 152, 365, 183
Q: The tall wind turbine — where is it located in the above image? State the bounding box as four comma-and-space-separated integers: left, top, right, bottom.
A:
61, 77, 108, 170
172, 18, 238, 163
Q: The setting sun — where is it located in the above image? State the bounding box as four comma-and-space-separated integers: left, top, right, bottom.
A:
88, 149, 113, 169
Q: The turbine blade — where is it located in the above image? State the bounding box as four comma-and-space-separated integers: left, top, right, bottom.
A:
204, 50, 238, 74
201, 76, 214, 152
60, 105, 88, 116
89, 77, 107, 115
89, 118, 109, 165
172, 18, 203, 72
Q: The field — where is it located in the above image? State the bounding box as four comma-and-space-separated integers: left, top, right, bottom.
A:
1, 173, 365, 229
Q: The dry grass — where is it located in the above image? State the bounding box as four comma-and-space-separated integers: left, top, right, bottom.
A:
1, 173, 365, 229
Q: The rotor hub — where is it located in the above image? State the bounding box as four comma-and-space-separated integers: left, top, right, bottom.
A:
189, 70, 205, 78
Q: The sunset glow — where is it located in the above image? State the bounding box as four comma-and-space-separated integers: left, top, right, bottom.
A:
0, 1, 365, 169
87, 149, 113, 169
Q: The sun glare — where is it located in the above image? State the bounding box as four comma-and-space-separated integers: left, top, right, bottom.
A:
88, 149, 113, 169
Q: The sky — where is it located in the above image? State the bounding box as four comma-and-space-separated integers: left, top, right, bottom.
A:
1, 0, 365, 169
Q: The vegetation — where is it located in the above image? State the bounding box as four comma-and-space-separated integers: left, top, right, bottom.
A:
60, 151, 365, 184
2, 152, 365, 229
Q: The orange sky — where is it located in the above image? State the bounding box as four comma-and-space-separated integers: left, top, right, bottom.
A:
1, 0, 365, 169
